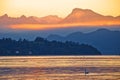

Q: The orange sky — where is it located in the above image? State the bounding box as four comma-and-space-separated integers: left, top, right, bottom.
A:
0, 0, 120, 30
0, 0, 120, 18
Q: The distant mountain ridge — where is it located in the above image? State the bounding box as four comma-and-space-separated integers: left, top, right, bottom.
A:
0, 8, 120, 26
0, 14, 39, 25
47, 28, 120, 55
61, 8, 120, 25
0, 28, 119, 55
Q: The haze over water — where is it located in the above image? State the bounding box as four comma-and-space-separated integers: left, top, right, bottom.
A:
0, 56, 120, 80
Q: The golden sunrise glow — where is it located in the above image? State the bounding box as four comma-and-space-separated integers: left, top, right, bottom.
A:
11, 20, 120, 30
0, 0, 120, 17
0, 0, 120, 30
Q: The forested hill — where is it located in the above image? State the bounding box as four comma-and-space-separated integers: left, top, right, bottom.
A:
0, 37, 101, 56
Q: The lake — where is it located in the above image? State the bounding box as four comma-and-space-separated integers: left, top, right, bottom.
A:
0, 56, 120, 80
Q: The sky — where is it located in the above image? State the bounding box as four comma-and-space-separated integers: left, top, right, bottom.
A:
0, 0, 120, 18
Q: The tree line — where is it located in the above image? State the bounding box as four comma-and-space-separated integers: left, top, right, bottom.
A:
0, 37, 101, 56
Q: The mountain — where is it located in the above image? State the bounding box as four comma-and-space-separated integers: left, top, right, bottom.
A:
47, 28, 120, 55
35, 15, 62, 24
0, 8, 120, 26
0, 37, 101, 56
0, 14, 62, 25
61, 8, 120, 25
0, 14, 39, 25
30, 15, 63, 24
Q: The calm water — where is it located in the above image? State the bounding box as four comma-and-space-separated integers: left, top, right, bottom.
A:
0, 56, 120, 80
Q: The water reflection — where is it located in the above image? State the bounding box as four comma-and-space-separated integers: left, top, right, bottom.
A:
0, 56, 120, 80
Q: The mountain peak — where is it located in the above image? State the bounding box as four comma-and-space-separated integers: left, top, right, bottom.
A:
96, 28, 111, 32
39, 15, 62, 24
61, 8, 99, 23
0, 14, 9, 18
73, 8, 83, 12
20, 15, 27, 18
3, 14, 8, 17
72, 8, 93, 13
62, 8, 115, 23
41, 15, 62, 19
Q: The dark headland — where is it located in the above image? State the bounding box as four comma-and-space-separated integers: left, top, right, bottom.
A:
0, 37, 101, 56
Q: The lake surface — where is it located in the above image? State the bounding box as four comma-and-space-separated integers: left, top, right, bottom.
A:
0, 56, 120, 80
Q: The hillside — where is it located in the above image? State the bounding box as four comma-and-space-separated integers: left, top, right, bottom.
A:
47, 28, 120, 55
0, 37, 101, 56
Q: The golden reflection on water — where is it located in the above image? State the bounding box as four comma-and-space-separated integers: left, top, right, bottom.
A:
0, 56, 120, 80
